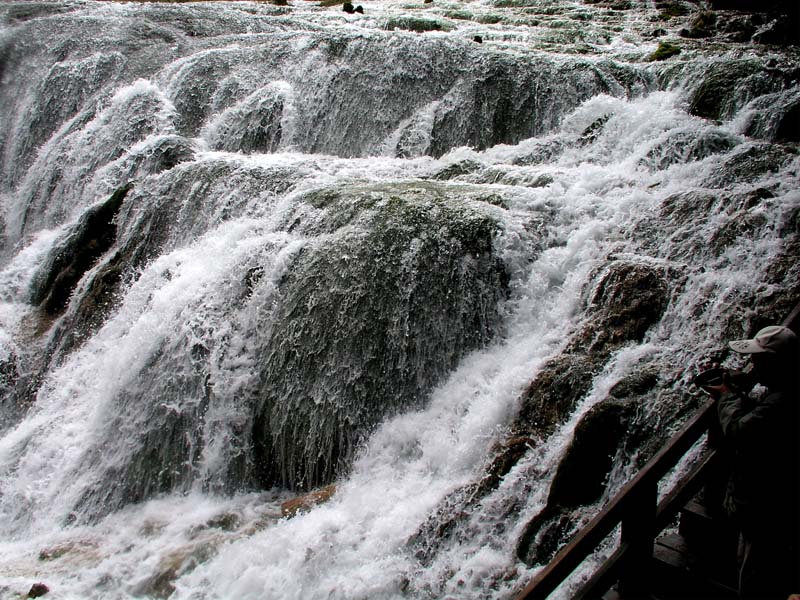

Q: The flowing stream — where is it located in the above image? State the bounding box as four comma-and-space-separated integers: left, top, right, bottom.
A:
0, 1, 798, 598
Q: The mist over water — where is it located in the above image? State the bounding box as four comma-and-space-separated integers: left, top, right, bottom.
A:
0, 1, 798, 598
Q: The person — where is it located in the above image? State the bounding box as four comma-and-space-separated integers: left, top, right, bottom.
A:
707, 325, 799, 598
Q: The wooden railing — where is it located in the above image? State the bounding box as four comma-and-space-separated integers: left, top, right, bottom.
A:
514, 302, 800, 600
514, 398, 719, 600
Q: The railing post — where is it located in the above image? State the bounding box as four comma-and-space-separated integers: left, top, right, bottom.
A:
618, 480, 658, 596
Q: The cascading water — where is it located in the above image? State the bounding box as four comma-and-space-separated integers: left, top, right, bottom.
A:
0, 0, 798, 598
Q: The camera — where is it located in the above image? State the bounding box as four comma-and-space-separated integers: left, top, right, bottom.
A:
693, 367, 726, 389
693, 368, 755, 394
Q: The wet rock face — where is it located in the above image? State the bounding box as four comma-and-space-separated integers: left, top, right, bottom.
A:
515, 260, 668, 437
412, 259, 670, 567
509, 260, 668, 565
253, 184, 510, 490
705, 143, 792, 187
572, 261, 670, 357
688, 60, 793, 123
689, 61, 759, 122
29, 184, 132, 316
516, 365, 659, 566
515, 354, 597, 438
546, 399, 634, 509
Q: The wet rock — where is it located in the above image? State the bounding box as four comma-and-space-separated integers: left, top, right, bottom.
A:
420, 259, 668, 569
281, 484, 337, 517
547, 399, 635, 510
511, 139, 566, 166
430, 159, 484, 181
579, 115, 610, 146
408, 436, 535, 564
515, 260, 667, 437
656, 1, 688, 19
649, 41, 681, 61
0, 347, 21, 409
659, 190, 718, 227
567, 260, 670, 357
473, 35, 483, 43
774, 98, 800, 143
29, 184, 132, 317
517, 367, 656, 567
516, 507, 575, 566
138, 135, 194, 174
481, 436, 536, 491
407, 482, 479, 564
45, 250, 129, 356
717, 15, 757, 42
705, 143, 791, 187
609, 367, 659, 400
642, 129, 739, 171
688, 61, 761, 121
342, 2, 355, 12
38, 542, 77, 561
28, 583, 49, 598
515, 354, 598, 438
384, 16, 452, 32
752, 17, 800, 45
204, 512, 241, 531
131, 543, 216, 599
679, 11, 717, 39
252, 183, 510, 490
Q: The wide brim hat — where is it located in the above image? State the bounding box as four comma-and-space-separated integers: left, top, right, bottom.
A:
728, 325, 798, 355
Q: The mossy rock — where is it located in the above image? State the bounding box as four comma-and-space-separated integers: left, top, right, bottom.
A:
649, 41, 681, 61
688, 61, 761, 121
383, 16, 453, 33
252, 183, 511, 490
430, 159, 484, 181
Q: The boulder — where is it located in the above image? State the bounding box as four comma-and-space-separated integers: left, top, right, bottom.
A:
649, 41, 681, 61
28, 583, 49, 598
679, 11, 717, 39
688, 61, 761, 121
281, 484, 337, 517
252, 183, 509, 490
29, 184, 132, 316
775, 99, 800, 143
515, 353, 598, 438
567, 260, 669, 357
547, 400, 635, 510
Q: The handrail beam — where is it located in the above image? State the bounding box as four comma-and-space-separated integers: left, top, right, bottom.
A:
515, 398, 716, 600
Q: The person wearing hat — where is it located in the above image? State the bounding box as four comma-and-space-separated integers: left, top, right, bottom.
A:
708, 325, 799, 598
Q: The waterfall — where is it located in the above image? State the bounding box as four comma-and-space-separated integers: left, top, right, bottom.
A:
0, 0, 798, 598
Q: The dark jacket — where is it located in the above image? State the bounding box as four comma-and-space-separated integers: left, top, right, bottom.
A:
717, 386, 799, 541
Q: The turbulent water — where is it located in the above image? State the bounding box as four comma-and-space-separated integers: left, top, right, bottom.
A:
0, 0, 798, 598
